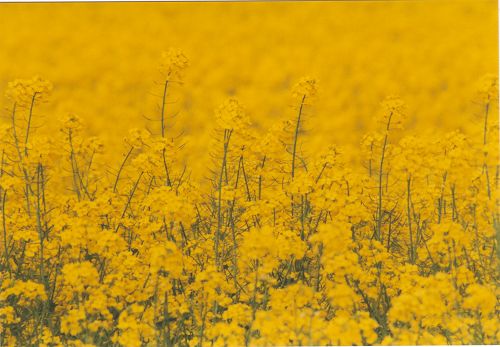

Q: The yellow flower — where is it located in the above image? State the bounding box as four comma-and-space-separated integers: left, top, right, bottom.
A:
215, 98, 250, 131
61, 262, 99, 293
292, 76, 317, 100
5, 76, 52, 107
379, 95, 406, 130
463, 284, 497, 314
160, 47, 189, 80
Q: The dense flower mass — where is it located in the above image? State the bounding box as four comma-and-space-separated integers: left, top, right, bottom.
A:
0, 1, 499, 346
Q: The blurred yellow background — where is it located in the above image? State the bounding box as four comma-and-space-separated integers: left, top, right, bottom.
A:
0, 1, 497, 173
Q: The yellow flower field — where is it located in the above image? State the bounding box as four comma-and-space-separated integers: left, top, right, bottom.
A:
0, 1, 498, 346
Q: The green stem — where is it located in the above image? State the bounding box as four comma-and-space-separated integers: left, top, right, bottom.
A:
25, 92, 38, 156
113, 146, 134, 193
161, 80, 169, 138
376, 111, 393, 241
291, 94, 307, 179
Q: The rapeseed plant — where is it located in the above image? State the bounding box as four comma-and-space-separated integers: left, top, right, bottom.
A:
0, 1, 499, 347
3, 69, 496, 345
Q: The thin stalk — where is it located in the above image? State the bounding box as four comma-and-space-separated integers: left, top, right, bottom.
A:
229, 155, 243, 290
376, 111, 393, 241
258, 156, 266, 200
24, 92, 38, 156
2, 190, 11, 277
162, 148, 172, 187
115, 171, 144, 232
215, 129, 232, 269
68, 129, 81, 201
240, 155, 251, 201
291, 95, 307, 179
161, 80, 169, 138
482, 97, 491, 199
11, 103, 33, 216
315, 162, 328, 184
113, 146, 134, 193
483, 96, 490, 147
437, 172, 448, 223
315, 244, 323, 292
407, 175, 415, 263
159, 79, 173, 186
36, 163, 47, 291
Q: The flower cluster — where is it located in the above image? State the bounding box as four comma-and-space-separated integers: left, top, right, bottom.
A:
5, 76, 52, 108
160, 48, 189, 80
